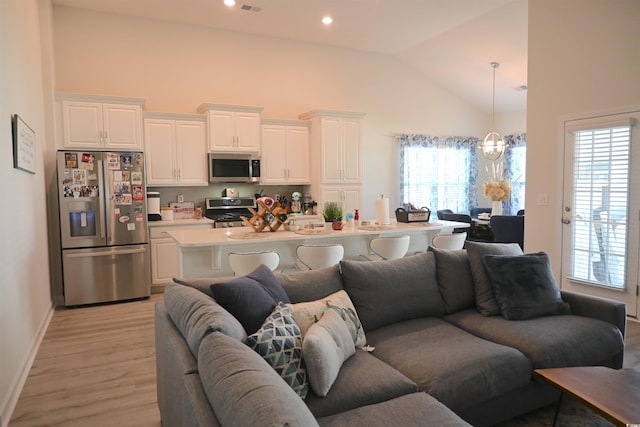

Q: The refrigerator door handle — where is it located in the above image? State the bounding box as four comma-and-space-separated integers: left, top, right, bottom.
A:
64, 247, 147, 258
98, 160, 106, 240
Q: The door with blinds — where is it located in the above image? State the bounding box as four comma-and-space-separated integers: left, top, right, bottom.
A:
561, 111, 640, 318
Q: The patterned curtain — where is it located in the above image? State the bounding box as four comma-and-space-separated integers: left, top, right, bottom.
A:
503, 133, 526, 215
399, 134, 479, 214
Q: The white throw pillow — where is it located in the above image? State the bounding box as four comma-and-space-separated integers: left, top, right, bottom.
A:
302, 307, 356, 396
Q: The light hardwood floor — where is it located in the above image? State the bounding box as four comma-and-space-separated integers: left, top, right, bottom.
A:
9, 292, 640, 426
10, 295, 163, 427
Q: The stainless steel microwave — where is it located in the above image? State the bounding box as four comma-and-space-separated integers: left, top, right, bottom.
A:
208, 153, 261, 183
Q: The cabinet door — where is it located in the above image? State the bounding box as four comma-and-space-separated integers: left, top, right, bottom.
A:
103, 104, 142, 150
62, 101, 103, 148
320, 116, 343, 183
285, 126, 310, 184
321, 187, 361, 219
150, 238, 179, 284
176, 120, 207, 185
342, 118, 361, 183
235, 111, 261, 152
209, 110, 236, 151
144, 119, 177, 185
261, 125, 287, 184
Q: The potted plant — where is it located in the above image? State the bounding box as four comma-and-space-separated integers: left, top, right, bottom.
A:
323, 202, 344, 230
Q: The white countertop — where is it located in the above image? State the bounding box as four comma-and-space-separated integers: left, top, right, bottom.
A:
148, 218, 214, 227
166, 220, 468, 247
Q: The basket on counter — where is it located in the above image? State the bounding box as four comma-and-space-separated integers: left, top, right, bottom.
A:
395, 207, 431, 223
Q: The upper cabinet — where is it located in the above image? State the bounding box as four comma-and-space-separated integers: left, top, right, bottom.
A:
298, 110, 365, 185
261, 120, 311, 185
144, 113, 208, 186
56, 93, 145, 151
197, 103, 263, 153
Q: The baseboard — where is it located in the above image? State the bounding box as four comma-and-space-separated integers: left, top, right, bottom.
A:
0, 301, 55, 427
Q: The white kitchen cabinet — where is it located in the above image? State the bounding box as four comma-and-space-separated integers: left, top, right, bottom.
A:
144, 113, 207, 186
149, 221, 213, 288
197, 103, 263, 153
321, 186, 361, 220
261, 120, 310, 185
298, 109, 366, 215
57, 94, 145, 150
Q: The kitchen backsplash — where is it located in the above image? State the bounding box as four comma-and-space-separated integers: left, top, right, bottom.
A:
148, 183, 305, 211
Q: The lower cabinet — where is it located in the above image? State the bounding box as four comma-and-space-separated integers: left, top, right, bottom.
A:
149, 222, 213, 289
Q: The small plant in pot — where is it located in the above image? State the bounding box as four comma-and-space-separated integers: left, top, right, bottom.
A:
323, 202, 344, 230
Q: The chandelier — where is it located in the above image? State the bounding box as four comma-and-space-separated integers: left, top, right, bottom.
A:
481, 62, 506, 161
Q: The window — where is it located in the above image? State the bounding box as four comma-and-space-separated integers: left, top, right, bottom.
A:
568, 124, 631, 288
504, 134, 527, 215
398, 135, 478, 213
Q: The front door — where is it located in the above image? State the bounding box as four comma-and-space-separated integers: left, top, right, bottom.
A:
561, 110, 640, 318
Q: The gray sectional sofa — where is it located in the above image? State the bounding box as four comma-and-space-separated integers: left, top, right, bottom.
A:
155, 242, 626, 427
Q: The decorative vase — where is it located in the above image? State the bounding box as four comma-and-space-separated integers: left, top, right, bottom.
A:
491, 200, 503, 216
332, 220, 344, 230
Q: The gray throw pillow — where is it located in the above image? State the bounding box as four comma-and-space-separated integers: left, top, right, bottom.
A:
465, 241, 523, 316
303, 308, 357, 396
428, 247, 475, 313
210, 264, 291, 335
275, 265, 344, 304
483, 252, 572, 320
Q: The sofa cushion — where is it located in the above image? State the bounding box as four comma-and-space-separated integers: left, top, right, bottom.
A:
483, 252, 572, 320
210, 264, 290, 335
304, 349, 419, 418
365, 317, 532, 412
317, 392, 472, 427
465, 241, 523, 316
173, 276, 216, 298
444, 309, 625, 369
198, 332, 319, 427
163, 283, 246, 357
287, 290, 366, 347
303, 308, 357, 396
245, 302, 308, 399
276, 265, 344, 303
428, 247, 475, 313
340, 252, 445, 332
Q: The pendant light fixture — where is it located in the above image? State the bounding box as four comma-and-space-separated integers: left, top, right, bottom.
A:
481, 62, 506, 161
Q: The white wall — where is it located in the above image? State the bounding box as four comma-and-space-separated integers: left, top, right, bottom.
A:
0, 1, 54, 425
51, 6, 507, 220
526, 0, 640, 275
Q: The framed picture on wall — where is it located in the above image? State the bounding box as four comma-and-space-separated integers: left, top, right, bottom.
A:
12, 114, 36, 174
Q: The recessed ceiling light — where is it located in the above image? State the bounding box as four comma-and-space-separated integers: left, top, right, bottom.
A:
322, 16, 333, 25
224, 0, 235, 6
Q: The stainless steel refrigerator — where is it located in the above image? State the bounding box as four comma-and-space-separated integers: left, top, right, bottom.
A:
57, 151, 150, 306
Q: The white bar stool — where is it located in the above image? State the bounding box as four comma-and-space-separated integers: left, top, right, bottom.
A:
362, 235, 410, 261
430, 232, 467, 250
228, 251, 280, 276
296, 244, 344, 270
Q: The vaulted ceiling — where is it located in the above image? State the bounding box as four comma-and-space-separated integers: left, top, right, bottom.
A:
51, 0, 528, 113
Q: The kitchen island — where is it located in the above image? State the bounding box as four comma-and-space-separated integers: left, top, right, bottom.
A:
167, 220, 468, 278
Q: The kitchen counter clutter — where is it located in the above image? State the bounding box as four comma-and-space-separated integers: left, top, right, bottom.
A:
166, 220, 469, 277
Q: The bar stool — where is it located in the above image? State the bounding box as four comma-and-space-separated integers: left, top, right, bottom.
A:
430, 232, 467, 250
362, 235, 410, 261
296, 244, 344, 270
228, 251, 280, 276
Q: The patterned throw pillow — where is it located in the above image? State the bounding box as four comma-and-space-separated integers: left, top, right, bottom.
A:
246, 302, 309, 399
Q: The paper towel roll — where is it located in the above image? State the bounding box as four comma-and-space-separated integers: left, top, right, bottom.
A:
375, 197, 390, 225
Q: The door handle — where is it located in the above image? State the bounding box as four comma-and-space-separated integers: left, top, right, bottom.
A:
64, 247, 147, 258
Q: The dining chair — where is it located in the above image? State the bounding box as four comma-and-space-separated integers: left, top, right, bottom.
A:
490, 215, 525, 249
436, 209, 454, 220
362, 235, 410, 261
228, 251, 280, 276
431, 232, 467, 250
296, 244, 344, 270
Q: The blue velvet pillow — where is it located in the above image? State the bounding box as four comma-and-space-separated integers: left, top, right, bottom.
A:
210, 264, 291, 335
482, 252, 571, 320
